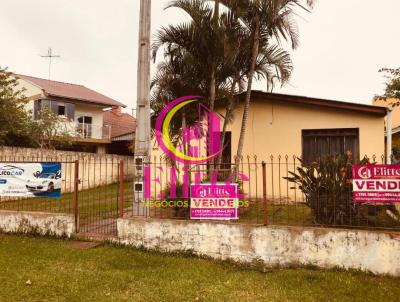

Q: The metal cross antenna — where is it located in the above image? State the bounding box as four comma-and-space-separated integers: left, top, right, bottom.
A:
40, 48, 60, 80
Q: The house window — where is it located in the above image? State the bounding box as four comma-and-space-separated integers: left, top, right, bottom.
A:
33, 99, 75, 120
57, 104, 66, 116
302, 128, 359, 164
77, 116, 93, 138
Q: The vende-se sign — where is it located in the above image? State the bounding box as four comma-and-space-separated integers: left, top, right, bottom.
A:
190, 183, 239, 220
352, 165, 400, 203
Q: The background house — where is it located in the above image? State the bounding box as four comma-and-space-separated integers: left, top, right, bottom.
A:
15, 74, 126, 153
374, 98, 400, 152
104, 107, 136, 155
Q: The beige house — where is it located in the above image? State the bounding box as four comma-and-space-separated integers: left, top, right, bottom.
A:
373, 98, 400, 148
15, 74, 126, 153
151, 91, 387, 200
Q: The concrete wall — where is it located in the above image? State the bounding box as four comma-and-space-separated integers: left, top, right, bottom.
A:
0, 210, 74, 237
117, 218, 400, 277
0, 146, 135, 192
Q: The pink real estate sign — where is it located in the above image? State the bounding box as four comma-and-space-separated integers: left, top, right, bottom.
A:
190, 183, 239, 220
352, 165, 400, 203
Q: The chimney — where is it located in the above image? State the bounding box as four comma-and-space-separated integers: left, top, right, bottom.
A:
112, 106, 122, 114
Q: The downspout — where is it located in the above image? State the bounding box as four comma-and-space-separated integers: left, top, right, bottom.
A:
386, 108, 393, 164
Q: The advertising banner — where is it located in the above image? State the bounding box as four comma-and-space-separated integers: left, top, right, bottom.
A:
190, 183, 239, 220
352, 165, 400, 203
0, 162, 61, 198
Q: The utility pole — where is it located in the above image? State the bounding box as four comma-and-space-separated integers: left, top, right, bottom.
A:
40, 48, 60, 80
134, 0, 151, 160
133, 0, 151, 213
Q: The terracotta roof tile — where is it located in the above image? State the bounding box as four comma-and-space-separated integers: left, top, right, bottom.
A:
16, 74, 126, 108
104, 108, 136, 139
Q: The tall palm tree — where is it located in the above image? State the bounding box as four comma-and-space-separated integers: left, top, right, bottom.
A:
154, 0, 227, 111
218, 0, 314, 178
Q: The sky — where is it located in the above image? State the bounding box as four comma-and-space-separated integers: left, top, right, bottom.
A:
0, 0, 399, 112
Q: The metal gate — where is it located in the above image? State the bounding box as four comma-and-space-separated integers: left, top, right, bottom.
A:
75, 158, 130, 236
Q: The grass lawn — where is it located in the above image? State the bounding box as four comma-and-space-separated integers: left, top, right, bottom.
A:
0, 234, 399, 302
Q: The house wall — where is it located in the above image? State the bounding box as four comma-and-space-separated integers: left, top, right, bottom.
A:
75, 103, 106, 139
16, 78, 44, 113
222, 99, 385, 160
374, 98, 397, 128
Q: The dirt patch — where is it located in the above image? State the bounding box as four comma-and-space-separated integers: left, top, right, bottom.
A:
67, 241, 102, 250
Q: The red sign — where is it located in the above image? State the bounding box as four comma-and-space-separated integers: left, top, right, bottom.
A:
352, 165, 400, 203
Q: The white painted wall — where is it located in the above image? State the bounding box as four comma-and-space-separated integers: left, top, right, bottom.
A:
0, 210, 75, 237
75, 103, 106, 139
16, 78, 44, 114
118, 218, 400, 277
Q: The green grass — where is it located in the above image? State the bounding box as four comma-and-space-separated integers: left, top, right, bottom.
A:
0, 182, 134, 220
0, 234, 399, 302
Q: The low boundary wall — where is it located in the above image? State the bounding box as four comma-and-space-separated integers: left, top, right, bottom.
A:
0, 210, 75, 237
117, 218, 400, 277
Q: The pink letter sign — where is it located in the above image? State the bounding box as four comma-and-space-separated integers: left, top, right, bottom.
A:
353, 165, 400, 203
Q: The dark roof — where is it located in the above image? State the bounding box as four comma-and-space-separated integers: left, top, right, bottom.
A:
104, 108, 136, 139
234, 91, 387, 117
16, 74, 126, 108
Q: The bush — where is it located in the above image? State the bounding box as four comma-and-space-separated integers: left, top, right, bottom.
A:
285, 153, 369, 225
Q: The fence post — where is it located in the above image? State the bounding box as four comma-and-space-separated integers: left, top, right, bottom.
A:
262, 161, 268, 225
119, 160, 125, 218
73, 160, 79, 233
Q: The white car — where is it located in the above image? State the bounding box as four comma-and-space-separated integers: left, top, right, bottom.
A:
26, 173, 61, 193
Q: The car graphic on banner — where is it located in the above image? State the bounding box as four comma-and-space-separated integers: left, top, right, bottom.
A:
0, 162, 61, 198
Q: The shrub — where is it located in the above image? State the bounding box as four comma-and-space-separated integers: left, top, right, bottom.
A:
284, 153, 369, 225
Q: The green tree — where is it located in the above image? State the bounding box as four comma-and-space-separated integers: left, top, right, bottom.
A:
375, 67, 400, 104
217, 0, 314, 178
0, 67, 72, 149
29, 107, 73, 149
0, 67, 32, 146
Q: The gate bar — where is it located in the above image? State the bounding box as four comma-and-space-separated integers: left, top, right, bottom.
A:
119, 160, 125, 218
73, 160, 79, 233
262, 161, 268, 225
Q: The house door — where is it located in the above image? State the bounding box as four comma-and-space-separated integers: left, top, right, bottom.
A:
78, 116, 93, 138
302, 128, 360, 163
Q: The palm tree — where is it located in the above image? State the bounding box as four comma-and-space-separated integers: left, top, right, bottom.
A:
153, 0, 227, 111
218, 0, 314, 179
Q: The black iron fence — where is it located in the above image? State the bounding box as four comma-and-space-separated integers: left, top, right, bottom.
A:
127, 155, 400, 231
0, 153, 399, 233
0, 153, 135, 235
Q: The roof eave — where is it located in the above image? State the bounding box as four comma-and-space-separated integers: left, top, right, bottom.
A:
236, 91, 387, 117
45, 93, 127, 108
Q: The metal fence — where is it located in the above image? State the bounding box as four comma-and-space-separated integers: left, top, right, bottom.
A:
1, 152, 399, 234
0, 153, 135, 235
127, 155, 400, 232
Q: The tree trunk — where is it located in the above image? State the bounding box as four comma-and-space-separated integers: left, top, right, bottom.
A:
234, 13, 260, 181
216, 76, 238, 170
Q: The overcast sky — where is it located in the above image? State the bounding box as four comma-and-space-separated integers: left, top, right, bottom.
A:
1, 0, 399, 111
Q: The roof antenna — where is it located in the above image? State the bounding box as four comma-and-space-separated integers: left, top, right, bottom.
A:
40, 48, 60, 80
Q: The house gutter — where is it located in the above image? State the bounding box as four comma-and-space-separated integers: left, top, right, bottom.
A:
386, 108, 393, 164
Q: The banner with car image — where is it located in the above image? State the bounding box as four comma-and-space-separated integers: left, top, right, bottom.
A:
0, 163, 61, 197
